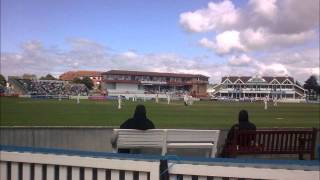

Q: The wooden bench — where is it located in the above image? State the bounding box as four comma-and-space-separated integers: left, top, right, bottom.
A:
223, 128, 318, 159
111, 129, 220, 157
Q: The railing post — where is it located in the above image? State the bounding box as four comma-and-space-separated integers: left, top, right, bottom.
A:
72, 167, 80, 180
84, 168, 93, 180
298, 137, 305, 160
162, 129, 168, 156
0, 161, 7, 180
97, 169, 106, 180
11, 162, 19, 180
111, 169, 120, 180
150, 163, 160, 180
59, 166, 68, 180
310, 128, 317, 160
34, 164, 42, 180
23, 163, 31, 180
47, 165, 54, 180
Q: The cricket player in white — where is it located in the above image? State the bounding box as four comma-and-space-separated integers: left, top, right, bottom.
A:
188, 95, 193, 105
273, 97, 278, 106
155, 93, 159, 103
183, 94, 188, 106
118, 95, 122, 109
77, 93, 80, 104
264, 96, 268, 110
167, 93, 171, 104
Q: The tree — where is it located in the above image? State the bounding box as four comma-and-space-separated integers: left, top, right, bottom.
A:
81, 77, 94, 90
0, 74, 6, 86
40, 74, 56, 80
304, 75, 320, 99
72, 77, 94, 90
72, 77, 82, 84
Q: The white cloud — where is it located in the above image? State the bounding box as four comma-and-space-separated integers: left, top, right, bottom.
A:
240, 28, 315, 50
199, 30, 246, 54
254, 48, 320, 82
1, 39, 318, 84
121, 51, 138, 59
0, 40, 212, 81
228, 54, 253, 66
249, 0, 277, 20
271, 0, 319, 34
256, 63, 289, 76
180, 0, 319, 54
179, 0, 239, 32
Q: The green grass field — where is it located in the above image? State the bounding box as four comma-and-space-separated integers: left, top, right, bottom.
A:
0, 97, 319, 128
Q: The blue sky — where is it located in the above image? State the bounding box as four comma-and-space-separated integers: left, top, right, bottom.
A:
2, 0, 214, 55
1, 0, 319, 83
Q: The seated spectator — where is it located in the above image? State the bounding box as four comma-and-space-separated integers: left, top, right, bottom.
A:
222, 110, 256, 157
120, 104, 155, 130
117, 104, 155, 153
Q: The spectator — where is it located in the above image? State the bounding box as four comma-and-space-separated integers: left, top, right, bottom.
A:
120, 104, 155, 130
222, 110, 256, 157
117, 104, 155, 153
15, 79, 88, 96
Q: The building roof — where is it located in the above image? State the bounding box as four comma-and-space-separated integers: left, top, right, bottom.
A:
102, 70, 209, 78
59, 71, 102, 81
221, 76, 295, 84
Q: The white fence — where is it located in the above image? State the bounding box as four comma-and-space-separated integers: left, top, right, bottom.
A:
0, 150, 159, 180
1, 146, 319, 180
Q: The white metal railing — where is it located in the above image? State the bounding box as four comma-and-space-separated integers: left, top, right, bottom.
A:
0, 150, 159, 180
0, 147, 319, 180
167, 161, 319, 180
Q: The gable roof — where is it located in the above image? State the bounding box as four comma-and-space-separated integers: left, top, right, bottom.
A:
59, 71, 103, 81
221, 76, 295, 84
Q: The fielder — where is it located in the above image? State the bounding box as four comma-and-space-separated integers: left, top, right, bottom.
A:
264, 96, 268, 110
167, 93, 171, 104
273, 97, 278, 106
118, 95, 122, 109
155, 93, 159, 103
77, 93, 80, 104
183, 94, 188, 106
188, 95, 193, 105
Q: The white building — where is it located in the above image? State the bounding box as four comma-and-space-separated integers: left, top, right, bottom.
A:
214, 75, 305, 99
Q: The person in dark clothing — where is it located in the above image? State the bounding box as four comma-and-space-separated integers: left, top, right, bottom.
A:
222, 110, 256, 157
117, 104, 155, 153
227, 110, 256, 139
120, 104, 155, 130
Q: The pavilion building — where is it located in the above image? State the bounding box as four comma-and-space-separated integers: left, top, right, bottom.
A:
101, 70, 209, 97
215, 75, 305, 99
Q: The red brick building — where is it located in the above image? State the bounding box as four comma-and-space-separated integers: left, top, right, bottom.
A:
59, 71, 103, 88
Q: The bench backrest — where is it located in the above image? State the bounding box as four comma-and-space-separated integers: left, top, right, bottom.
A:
166, 129, 220, 143
226, 128, 317, 159
113, 129, 220, 157
114, 129, 166, 149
